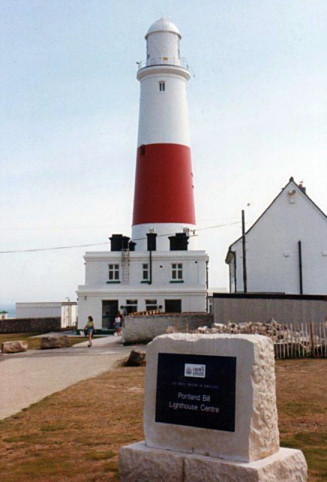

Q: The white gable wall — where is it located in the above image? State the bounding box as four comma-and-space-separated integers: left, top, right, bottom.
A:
230, 182, 327, 294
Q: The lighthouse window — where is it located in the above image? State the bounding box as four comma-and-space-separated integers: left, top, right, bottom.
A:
146, 299, 158, 311
159, 81, 165, 92
108, 264, 120, 281
126, 299, 138, 314
171, 263, 183, 281
142, 263, 149, 281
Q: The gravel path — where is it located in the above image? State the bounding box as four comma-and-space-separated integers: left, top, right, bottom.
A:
0, 336, 142, 420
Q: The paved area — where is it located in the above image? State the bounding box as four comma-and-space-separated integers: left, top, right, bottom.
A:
0, 336, 143, 420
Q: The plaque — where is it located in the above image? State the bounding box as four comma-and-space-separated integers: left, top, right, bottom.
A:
155, 353, 236, 432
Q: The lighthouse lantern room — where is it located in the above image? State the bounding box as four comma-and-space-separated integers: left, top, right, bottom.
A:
77, 19, 208, 330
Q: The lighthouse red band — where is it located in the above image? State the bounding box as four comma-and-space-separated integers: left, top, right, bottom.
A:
133, 143, 195, 225
132, 18, 196, 250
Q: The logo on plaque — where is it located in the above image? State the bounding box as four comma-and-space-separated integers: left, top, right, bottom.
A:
184, 363, 206, 378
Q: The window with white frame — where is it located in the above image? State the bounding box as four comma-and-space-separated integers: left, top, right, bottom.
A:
171, 263, 183, 281
142, 263, 149, 281
108, 264, 120, 281
126, 299, 138, 313
159, 81, 165, 92
145, 299, 157, 311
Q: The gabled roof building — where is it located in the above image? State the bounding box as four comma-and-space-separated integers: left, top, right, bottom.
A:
226, 178, 327, 295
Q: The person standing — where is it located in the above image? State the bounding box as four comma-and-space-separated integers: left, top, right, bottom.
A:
85, 316, 95, 347
114, 313, 121, 336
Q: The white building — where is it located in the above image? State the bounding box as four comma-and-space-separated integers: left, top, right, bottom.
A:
77, 19, 208, 330
226, 178, 327, 295
16, 301, 78, 327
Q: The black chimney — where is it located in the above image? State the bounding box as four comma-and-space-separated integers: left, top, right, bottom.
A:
147, 232, 157, 251
169, 232, 189, 251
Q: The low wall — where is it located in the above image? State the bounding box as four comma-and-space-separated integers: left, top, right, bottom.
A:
0, 317, 61, 334
213, 293, 327, 325
122, 313, 213, 345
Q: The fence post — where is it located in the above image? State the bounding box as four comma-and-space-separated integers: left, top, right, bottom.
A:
309, 321, 315, 357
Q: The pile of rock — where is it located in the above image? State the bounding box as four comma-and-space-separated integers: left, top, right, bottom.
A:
166, 320, 327, 358
195, 319, 293, 343
194, 320, 317, 357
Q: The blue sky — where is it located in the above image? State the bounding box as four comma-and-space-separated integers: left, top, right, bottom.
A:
1, 0, 327, 304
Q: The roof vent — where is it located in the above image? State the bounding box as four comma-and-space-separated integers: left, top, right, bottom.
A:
288, 189, 296, 204
299, 181, 306, 194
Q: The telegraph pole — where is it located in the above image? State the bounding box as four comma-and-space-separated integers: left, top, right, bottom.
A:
242, 210, 247, 293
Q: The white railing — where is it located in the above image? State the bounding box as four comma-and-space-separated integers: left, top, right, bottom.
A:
137, 57, 188, 70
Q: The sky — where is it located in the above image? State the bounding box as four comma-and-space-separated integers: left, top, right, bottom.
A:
1, 0, 327, 306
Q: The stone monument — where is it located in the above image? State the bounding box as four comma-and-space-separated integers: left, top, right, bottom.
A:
119, 333, 307, 481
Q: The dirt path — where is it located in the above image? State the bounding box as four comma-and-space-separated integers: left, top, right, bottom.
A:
0, 336, 141, 420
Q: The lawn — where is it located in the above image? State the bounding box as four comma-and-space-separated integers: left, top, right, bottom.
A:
276, 359, 327, 481
0, 359, 325, 481
0, 333, 86, 350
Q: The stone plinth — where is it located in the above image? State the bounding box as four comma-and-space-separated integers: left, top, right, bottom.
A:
119, 442, 307, 482
119, 333, 307, 481
144, 334, 279, 462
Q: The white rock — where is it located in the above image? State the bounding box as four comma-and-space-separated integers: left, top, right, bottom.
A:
2, 341, 28, 353
144, 333, 279, 462
40, 336, 70, 349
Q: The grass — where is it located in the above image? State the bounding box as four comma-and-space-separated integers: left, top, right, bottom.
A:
276, 359, 327, 482
0, 333, 86, 350
0, 366, 144, 481
0, 359, 325, 480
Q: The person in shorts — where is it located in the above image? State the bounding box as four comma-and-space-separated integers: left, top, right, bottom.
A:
84, 316, 95, 347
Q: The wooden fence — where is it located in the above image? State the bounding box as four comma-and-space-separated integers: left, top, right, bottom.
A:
273, 321, 327, 359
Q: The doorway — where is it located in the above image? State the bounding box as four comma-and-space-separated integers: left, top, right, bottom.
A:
165, 299, 182, 313
102, 300, 118, 329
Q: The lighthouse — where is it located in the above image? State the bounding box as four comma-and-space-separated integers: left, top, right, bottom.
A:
132, 18, 196, 251
77, 19, 208, 329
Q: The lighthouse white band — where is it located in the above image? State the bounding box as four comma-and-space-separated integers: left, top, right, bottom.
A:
137, 70, 190, 147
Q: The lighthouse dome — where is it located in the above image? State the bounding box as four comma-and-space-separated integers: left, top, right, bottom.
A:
144, 18, 183, 68
146, 18, 181, 39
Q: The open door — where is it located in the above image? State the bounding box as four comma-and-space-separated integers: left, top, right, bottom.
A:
164, 299, 182, 313
102, 300, 118, 329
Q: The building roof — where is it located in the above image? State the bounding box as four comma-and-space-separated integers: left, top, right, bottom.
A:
146, 18, 181, 39
225, 177, 327, 264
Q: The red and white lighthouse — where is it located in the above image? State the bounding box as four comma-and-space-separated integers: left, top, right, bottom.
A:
77, 18, 209, 326
132, 18, 196, 251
